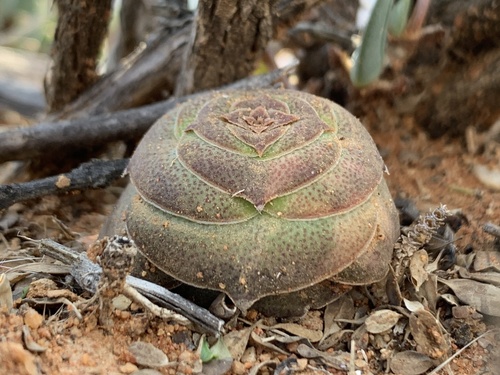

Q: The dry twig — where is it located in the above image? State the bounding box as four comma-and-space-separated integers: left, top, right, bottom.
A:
0, 159, 129, 209
38, 238, 224, 336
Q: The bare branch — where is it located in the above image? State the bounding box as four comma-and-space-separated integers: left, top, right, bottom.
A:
52, 26, 191, 119
0, 159, 129, 209
107, 0, 190, 70
0, 101, 173, 164
0, 68, 291, 164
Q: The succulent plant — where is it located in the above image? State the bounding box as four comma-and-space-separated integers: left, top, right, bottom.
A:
102, 89, 399, 316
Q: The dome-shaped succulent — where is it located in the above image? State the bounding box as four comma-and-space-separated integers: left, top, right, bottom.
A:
102, 89, 399, 315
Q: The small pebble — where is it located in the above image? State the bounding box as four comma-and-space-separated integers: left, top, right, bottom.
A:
129, 341, 169, 368
231, 360, 246, 375
119, 362, 138, 374
115, 310, 132, 320
296, 358, 308, 370
23, 308, 44, 330
112, 294, 132, 311
131, 370, 162, 375
178, 350, 194, 363
240, 346, 256, 364
452, 305, 475, 319
80, 352, 96, 367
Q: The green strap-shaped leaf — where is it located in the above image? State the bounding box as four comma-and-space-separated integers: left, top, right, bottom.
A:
389, 0, 412, 37
350, 0, 394, 87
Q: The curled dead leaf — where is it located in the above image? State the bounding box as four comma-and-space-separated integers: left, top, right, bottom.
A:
250, 330, 288, 355
458, 266, 500, 287
403, 298, 425, 312
410, 249, 429, 291
390, 350, 434, 375
418, 273, 439, 312
365, 309, 402, 334
322, 294, 354, 339
22, 326, 47, 353
409, 309, 450, 359
296, 343, 350, 371
0, 273, 13, 311
223, 324, 254, 360
439, 293, 460, 306
317, 329, 353, 351
272, 323, 323, 342
440, 278, 500, 317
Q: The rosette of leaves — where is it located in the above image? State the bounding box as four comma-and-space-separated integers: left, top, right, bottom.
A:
102, 89, 399, 315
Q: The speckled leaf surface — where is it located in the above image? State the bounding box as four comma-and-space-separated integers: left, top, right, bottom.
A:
177, 131, 341, 210
121, 89, 400, 312
128, 118, 258, 223
126, 186, 380, 311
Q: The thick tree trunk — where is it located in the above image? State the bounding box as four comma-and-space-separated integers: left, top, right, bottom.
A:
46, 0, 324, 119
45, 0, 112, 112
175, 0, 277, 95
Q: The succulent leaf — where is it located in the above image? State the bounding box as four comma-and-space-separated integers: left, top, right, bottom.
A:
126, 185, 381, 311
177, 131, 341, 210
120, 89, 400, 313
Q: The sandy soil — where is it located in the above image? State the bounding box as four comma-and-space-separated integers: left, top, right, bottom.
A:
0, 101, 499, 375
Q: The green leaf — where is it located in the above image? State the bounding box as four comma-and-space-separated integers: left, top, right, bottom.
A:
350, 0, 394, 87
210, 339, 232, 360
200, 339, 214, 362
200, 337, 232, 363
388, 0, 412, 37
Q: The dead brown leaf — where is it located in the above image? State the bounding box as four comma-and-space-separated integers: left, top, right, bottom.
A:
440, 278, 500, 317
390, 350, 434, 375
409, 309, 450, 359
272, 322, 323, 342
458, 266, 500, 287
410, 249, 429, 291
296, 343, 350, 371
474, 251, 500, 272
365, 309, 402, 334
223, 324, 254, 360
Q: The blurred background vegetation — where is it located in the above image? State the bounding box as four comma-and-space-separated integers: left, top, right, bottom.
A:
0, 0, 55, 53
